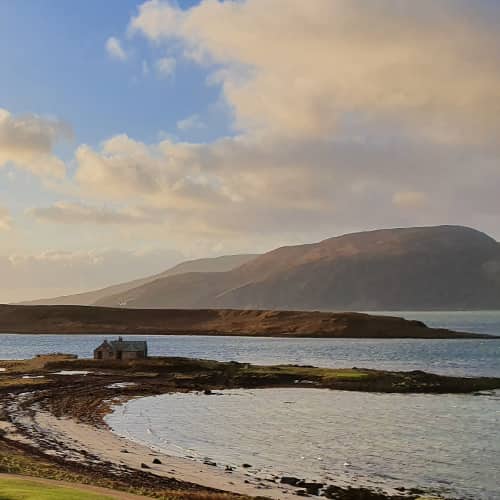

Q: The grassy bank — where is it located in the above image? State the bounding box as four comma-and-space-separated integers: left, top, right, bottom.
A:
0, 477, 116, 500
0, 439, 238, 500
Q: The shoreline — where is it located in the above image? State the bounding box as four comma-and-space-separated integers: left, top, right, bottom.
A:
30, 410, 303, 499
2, 355, 498, 499
1, 331, 496, 339
0, 386, 439, 500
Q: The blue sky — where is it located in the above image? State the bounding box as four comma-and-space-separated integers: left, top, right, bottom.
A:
0, 0, 225, 150
1, 0, 500, 301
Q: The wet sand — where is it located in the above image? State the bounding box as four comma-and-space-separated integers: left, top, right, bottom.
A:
22, 411, 302, 499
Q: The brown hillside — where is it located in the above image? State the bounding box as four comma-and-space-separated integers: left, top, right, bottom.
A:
0, 304, 492, 338
20, 254, 258, 306
96, 225, 500, 310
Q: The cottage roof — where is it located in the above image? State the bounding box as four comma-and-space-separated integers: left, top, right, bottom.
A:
94, 339, 147, 353
109, 340, 147, 352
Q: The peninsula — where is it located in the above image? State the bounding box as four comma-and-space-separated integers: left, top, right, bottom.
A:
0, 304, 493, 338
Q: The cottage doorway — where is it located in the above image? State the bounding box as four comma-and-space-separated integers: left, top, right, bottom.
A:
97, 352, 102, 360
117, 351, 122, 360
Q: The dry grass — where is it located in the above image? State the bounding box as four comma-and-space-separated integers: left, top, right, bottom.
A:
0, 355, 77, 375
0, 378, 48, 389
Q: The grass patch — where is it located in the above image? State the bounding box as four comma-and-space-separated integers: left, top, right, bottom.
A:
322, 370, 369, 380
244, 364, 370, 380
0, 379, 48, 389
0, 355, 77, 375
0, 478, 114, 500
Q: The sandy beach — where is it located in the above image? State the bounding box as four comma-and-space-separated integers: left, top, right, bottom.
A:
6, 407, 301, 499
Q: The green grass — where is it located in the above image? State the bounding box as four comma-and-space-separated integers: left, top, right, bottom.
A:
0, 444, 242, 500
245, 364, 370, 379
0, 478, 114, 500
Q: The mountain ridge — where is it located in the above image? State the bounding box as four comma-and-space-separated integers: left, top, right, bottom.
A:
96, 225, 500, 310
20, 254, 258, 306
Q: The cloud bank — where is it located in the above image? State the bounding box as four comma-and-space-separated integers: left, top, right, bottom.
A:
0, 206, 11, 231
0, 108, 70, 178
20, 1, 500, 251
0, 248, 181, 303
78, 0, 497, 240
131, 0, 500, 143
29, 201, 161, 225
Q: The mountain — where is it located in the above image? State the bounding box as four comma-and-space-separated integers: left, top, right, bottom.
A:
96, 225, 500, 310
0, 305, 491, 338
20, 254, 258, 306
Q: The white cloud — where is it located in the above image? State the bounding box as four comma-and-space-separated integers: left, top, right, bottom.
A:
15, 1, 500, 304
73, 133, 236, 211
109, 0, 500, 242
177, 114, 205, 131
8, 1, 500, 264
0, 108, 70, 178
74, 135, 164, 199
393, 191, 428, 209
131, 0, 500, 143
53, 98, 500, 248
155, 56, 176, 78
0, 206, 11, 231
106, 36, 128, 61
29, 201, 161, 225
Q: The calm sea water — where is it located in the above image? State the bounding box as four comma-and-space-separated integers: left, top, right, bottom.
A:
0, 311, 499, 376
2, 311, 499, 498
106, 388, 500, 500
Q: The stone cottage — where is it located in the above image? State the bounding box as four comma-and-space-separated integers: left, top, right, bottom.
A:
93, 337, 148, 361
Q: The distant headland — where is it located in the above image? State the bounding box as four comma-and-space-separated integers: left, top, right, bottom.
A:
0, 304, 495, 338
20, 225, 500, 311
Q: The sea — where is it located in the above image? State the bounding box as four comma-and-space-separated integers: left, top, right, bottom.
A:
1, 311, 499, 376
2, 311, 500, 499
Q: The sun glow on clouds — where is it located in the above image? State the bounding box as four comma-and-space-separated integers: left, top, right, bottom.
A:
0, 108, 70, 178
45, 0, 500, 241
6, 0, 500, 278
393, 192, 428, 209
28, 201, 161, 225
130, 0, 500, 143
0, 207, 11, 231
0, 248, 182, 303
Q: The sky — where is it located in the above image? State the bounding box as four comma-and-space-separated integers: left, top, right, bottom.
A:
1, 0, 500, 302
